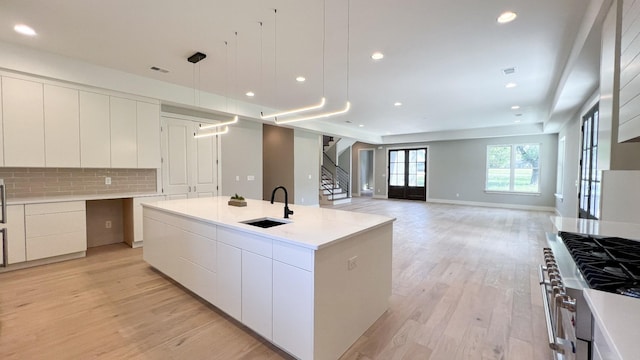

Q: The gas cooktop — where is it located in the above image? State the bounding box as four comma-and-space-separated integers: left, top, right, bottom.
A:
558, 231, 640, 298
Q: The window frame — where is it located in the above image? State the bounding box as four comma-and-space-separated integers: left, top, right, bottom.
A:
485, 143, 541, 195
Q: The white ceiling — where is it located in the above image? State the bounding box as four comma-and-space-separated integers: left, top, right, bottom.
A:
0, 0, 596, 141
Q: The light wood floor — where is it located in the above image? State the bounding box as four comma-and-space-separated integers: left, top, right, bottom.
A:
0, 198, 553, 359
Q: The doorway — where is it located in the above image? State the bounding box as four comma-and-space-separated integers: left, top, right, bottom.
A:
388, 148, 427, 200
578, 103, 600, 219
358, 149, 374, 197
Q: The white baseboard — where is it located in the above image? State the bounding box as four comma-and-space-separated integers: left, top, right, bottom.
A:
426, 198, 555, 212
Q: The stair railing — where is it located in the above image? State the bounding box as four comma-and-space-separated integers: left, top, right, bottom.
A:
321, 153, 350, 197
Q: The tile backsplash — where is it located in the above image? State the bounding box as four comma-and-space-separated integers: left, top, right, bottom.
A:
0, 168, 157, 199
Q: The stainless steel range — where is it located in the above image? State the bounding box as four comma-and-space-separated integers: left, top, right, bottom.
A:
540, 231, 640, 360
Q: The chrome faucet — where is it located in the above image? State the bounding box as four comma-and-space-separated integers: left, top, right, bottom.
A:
270, 186, 294, 219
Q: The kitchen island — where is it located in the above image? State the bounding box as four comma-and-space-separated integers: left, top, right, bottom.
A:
142, 196, 395, 360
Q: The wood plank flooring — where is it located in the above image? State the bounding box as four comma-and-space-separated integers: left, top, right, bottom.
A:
0, 198, 553, 359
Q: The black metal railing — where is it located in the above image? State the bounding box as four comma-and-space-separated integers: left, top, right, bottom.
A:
321, 153, 349, 198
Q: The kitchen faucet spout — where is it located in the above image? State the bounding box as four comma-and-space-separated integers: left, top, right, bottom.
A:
270, 186, 294, 219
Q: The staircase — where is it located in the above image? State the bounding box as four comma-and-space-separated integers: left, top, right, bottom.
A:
320, 136, 351, 205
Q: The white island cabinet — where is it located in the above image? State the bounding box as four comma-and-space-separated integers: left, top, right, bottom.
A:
142, 196, 394, 360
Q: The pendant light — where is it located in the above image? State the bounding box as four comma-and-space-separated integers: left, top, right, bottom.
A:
272, 0, 351, 124
260, 9, 326, 120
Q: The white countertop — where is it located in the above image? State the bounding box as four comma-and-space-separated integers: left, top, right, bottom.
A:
142, 196, 396, 250
583, 289, 640, 360
7, 192, 163, 205
550, 216, 640, 240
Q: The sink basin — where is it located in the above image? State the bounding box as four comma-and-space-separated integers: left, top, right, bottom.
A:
241, 217, 291, 228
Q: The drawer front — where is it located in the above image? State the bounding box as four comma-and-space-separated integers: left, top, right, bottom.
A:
25, 201, 85, 215
273, 241, 314, 271
218, 227, 272, 257
26, 231, 87, 261
26, 211, 86, 238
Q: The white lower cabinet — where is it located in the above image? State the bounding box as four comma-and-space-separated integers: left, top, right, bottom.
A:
142, 210, 315, 360
216, 241, 242, 321
242, 250, 273, 340
25, 201, 86, 261
273, 260, 314, 360
4, 205, 26, 265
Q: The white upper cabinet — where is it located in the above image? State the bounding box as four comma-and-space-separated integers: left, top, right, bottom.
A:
2, 77, 45, 167
79, 91, 111, 168
136, 101, 161, 168
110, 96, 137, 168
44, 84, 80, 167
0, 73, 161, 169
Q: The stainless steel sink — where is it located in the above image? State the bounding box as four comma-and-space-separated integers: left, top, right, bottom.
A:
241, 217, 291, 228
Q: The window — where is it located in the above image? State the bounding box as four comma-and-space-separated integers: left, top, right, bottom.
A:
486, 144, 540, 193
555, 136, 565, 199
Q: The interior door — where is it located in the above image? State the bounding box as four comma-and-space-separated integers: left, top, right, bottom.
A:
162, 117, 191, 198
161, 116, 218, 199
388, 148, 427, 200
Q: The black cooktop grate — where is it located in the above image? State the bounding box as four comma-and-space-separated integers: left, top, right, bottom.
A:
558, 231, 640, 298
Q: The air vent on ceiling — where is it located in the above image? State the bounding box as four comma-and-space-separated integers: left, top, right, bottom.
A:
150, 66, 169, 73
188, 52, 207, 64
502, 67, 516, 75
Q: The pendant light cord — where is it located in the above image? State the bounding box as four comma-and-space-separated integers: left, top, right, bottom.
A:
322, 0, 326, 98
225, 40, 229, 112
235, 31, 239, 113
347, 0, 350, 101
274, 9, 278, 106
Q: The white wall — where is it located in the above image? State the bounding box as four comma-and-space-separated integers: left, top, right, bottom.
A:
220, 120, 263, 200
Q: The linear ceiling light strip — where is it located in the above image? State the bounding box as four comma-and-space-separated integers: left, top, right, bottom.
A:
274, 101, 350, 124
194, 126, 229, 138
260, 8, 324, 120
199, 115, 239, 129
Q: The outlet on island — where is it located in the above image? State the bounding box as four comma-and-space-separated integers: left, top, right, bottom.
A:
105, 220, 112, 229
347, 255, 358, 271
105, 177, 111, 185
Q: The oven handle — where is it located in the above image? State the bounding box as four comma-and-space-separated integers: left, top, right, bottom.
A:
538, 264, 564, 354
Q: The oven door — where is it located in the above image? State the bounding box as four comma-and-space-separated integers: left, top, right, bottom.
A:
539, 263, 577, 360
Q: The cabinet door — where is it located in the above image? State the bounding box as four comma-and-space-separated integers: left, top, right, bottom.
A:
80, 91, 110, 167
6, 205, 26, 264
194, 135, 218, 197
44, 84, 80, 167
242, 251, 273, 340
2, 77, 45, 167
110, 97, 137, 168
273, 261, 314, 360
137, 102, 161, 168
216, 241, 242, 320
161, 116, 192, 196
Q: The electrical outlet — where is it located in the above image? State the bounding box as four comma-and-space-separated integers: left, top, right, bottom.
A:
105, 177, 111, 185
347, 256, 358, 271
105, 220, 112, 229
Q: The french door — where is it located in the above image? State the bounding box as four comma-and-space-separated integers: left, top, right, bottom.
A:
578, 103, 600, 219
388, 148, 427, 200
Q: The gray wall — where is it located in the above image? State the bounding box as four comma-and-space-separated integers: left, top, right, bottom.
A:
220, 119, 263, 200
294, 129, 321, 206
352, 134, 558, 209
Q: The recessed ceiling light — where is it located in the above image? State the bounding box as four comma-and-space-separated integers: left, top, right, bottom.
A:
394, 102, 402, 107
359, 124, 365, 127
511, 105, 520, 110
514, 119, 521, 123
505, 82, 517, 89
296, 76, 306, 82
246, 91, 255, 97
371, 52, 384, 60
14, 24, 37, 36
497, 11, 517, 24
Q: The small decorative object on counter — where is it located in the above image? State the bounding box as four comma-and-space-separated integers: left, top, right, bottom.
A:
228, 194, 247, 207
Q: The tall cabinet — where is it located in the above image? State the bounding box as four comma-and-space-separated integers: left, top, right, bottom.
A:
161, 115, 218, 199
